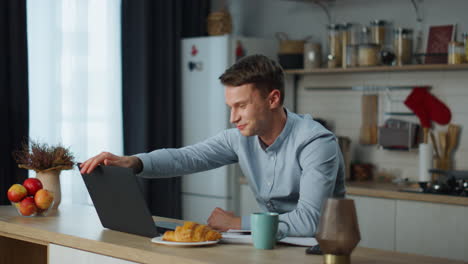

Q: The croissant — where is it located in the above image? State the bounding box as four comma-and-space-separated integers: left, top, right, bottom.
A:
162, 221, 222, 242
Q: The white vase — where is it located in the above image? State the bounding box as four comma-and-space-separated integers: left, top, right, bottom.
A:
36, 170, 61, 210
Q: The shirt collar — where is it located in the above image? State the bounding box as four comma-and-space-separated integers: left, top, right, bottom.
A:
258, 108, 294, 152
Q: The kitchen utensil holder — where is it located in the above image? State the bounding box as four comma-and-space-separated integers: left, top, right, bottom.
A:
432, 157, 452, 182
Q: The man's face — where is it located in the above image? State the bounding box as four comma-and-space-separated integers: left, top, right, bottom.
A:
225, 83, 271, 137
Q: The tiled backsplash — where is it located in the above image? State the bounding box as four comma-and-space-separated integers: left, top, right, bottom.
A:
296, 71, 467, 182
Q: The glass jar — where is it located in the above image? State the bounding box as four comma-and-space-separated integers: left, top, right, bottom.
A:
462, 33, 468, 62
358, 44, 380, 66
341, 23, 360, 45
304, 42, 322, 69
394, 28, 413, 65
341, 23, 360, 68
361, 26, 372, 44
370, 20, 388, 47
346, 44, 359, 67
448, 41, 464, 64
327, 24, 344, 68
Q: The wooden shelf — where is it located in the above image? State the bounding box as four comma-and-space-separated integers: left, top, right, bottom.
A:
284, 63, 468, 75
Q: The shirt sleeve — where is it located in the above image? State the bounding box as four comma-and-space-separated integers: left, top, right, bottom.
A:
278, 133, 342, 237
241, 215, 251, 230
133, 130, 238, 178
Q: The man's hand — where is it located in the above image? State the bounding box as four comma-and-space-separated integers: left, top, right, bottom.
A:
207, 207, 241, 232
79, 152, 142, 174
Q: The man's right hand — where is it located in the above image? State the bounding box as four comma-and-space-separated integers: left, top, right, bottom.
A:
79, 152, 142, 174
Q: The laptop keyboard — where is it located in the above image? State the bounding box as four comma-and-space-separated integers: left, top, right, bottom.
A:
154, 221, 182, 230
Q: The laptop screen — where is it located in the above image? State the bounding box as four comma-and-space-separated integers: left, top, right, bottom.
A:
79, 164, 160, 238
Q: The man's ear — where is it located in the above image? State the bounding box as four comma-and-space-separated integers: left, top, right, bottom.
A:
268, 89, 282, 109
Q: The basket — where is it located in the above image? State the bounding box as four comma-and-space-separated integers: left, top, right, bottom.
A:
279, 40, 306, 54
207, 10, 232, 36
276, 32, 306, 54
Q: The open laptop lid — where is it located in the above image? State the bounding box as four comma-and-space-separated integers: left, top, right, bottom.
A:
79, 164, 160, 238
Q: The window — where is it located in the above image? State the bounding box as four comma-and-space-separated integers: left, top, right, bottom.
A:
27, 0, 123, 205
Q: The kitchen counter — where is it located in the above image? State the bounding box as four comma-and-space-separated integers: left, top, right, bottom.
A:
346, 181, 468, 206
0, 204, 465, 264
239, 176, 468, 206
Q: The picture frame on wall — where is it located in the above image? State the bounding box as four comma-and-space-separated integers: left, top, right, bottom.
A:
424, 24, 456, 64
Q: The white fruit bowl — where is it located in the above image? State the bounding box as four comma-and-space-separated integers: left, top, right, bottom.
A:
11, 199, 55, 217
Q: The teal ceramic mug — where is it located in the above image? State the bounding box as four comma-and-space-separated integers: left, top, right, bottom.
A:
251, 212, 290, 249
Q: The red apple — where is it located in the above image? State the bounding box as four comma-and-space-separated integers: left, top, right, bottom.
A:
34, 189, 54, 210
7, 184, 28, 203
23, 178, 43, 196
19, 197, 38, 216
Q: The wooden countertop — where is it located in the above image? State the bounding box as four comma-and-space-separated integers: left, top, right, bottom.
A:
346, 182, 468, 206
0, 204, 465, 264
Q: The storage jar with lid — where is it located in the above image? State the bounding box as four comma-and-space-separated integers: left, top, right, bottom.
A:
394, 28, 413, 65
346, 44, 359, 67
327, 24, 344, 68
462, 33, 468, 62
341, 23, 360, 68
361, 26, 372, 44
370, 20, 388, 47
304, 42, 322, 69
448, 41, 464, 64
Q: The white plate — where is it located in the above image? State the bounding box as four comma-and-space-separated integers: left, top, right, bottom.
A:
151, 236, 219, 247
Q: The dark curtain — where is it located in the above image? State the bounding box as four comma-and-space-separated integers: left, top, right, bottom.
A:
121, 0, 209, 218
0, 0, 29, 205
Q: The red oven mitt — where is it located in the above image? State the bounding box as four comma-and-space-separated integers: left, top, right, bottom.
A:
404, 87, 431, 127
404, 87, 451, 126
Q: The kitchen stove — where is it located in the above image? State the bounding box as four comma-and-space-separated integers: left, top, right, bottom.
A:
411, 170, 468, 197
399, 170, 468, 197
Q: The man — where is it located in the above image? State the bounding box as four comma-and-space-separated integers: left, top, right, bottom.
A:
80, 54, 345, 237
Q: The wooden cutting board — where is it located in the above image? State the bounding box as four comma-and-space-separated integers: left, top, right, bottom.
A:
360, 94, 378, 145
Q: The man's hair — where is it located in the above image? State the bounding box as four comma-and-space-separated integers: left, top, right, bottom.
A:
219, 55, 285, 105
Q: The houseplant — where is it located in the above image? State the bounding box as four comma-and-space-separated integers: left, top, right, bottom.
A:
14, 140, 75, 209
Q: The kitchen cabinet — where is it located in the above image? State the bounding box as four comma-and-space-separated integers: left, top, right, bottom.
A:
49, 244, 138, 264
0, 236, 47, 264
232, 183, 468, 261
347, 195, 396, 251
395, 200, 468, 261
349, 194, 468, 262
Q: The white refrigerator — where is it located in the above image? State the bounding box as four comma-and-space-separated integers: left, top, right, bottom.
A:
180, 35, 278, 223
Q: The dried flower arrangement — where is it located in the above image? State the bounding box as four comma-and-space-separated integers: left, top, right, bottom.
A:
14, 140, 75, 173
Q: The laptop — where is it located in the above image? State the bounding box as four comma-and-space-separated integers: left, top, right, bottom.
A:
79, 164, 181, 238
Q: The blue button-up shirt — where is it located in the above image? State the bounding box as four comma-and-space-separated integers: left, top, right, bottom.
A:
135, 109, 345, 237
